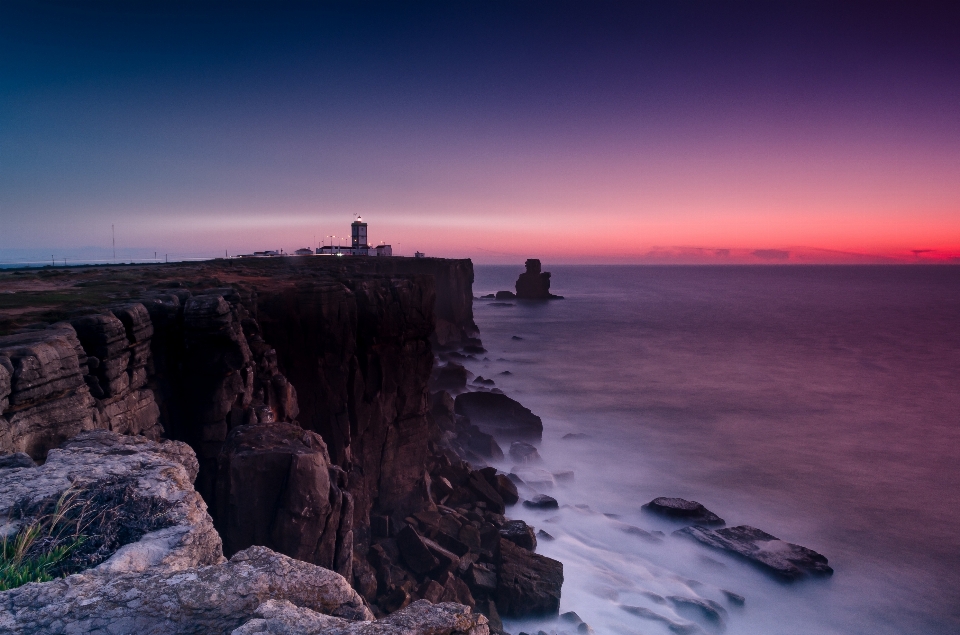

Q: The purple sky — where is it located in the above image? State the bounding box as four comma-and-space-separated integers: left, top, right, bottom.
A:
1, 1, 958, 263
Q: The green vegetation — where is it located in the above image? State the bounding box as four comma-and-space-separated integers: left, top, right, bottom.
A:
0, 490, 86, 591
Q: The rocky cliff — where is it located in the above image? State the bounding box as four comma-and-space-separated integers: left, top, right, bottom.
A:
0, 256, 555, 631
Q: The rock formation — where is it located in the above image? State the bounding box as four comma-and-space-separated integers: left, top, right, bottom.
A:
675, 524, 834, 580
454, 392, 543, 440
233, 599, 488, 635
642, 497, 725, 526
0, 430, 223, 576
0, 257, 560, 630
0, 326, 98, 459
0, 546, 372, 634
514, 259, 561, 300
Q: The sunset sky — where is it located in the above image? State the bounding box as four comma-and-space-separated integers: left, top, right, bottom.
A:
1, 1, 958, 264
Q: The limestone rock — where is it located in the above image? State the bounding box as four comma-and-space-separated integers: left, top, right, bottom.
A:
0, 430, 220, 576
643, 497, 724, 526
233, 598, 488, 635
0, 326, 98, 459
0, 546, 372, 635
675, 524, 833, 580
0, 452, 35, 469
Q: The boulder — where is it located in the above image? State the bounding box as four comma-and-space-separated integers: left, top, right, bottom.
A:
432, 363, 469, 392
499, 520, 537, 551
214, 423, 355, 574
493, 474, 519, 505
509, 441, 541, 464
0, 546, 372, 635
496, 538, 563, 617
523, 494, 559, 510
454, 392, 542, 440
460, 426, 504, 461
467, 471, 506, 514
675, 525, 833, 580
232, 599, 489, 635
643, 497, 724, 525
397, 525, 441, 575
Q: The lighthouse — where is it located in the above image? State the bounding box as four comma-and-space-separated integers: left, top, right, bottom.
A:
351, 217, 368, 250
316, 216, 390, 256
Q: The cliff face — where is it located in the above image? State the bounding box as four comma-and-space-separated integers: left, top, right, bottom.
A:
0, 257, 476, 576
0, 257, 555, 628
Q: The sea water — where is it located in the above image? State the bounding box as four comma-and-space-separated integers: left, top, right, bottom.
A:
464, 265, 960, 635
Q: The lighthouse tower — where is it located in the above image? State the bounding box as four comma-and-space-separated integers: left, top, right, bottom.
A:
351, 217, 368, 250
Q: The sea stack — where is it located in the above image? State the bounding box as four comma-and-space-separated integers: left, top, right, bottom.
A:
515, 259, 562, 299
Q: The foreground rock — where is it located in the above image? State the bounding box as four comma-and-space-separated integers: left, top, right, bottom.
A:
643, 497, 725, 526
454, 392, 543, 440
233, 599, 488, 635
675, 525, 833, 580
0, 546, 371, 635
0, 430, 222, 575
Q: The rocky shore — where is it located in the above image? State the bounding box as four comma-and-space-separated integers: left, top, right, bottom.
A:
0, 257, 559, 634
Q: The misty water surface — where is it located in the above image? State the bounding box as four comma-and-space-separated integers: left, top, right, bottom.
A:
463, 265, 960, 635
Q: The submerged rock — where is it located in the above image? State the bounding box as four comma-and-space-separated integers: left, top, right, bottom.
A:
642, 497, 725, 526
667, 595, 727, 626
722, 590, 746, 606
675, 525, 834, 580
509, 467, 555, 490
509, 441, 542, 464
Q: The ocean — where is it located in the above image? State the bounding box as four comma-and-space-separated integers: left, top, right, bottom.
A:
466, 265, 960, 635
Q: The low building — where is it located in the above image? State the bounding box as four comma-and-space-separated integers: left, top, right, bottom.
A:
375, 244, 392, 257
238, 250, 281, 258
294, 248, 314, 256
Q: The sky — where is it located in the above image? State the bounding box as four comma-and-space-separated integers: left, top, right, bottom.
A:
1, 1, 959, 264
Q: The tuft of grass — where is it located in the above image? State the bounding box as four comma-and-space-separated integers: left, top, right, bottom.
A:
0, 489, 86, 591
0, 477, 174, 591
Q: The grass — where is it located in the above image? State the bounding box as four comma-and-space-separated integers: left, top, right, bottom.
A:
0, 489, 86, 591
0, 477, 173, 591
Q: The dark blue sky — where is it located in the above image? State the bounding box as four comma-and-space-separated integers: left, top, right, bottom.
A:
2, 1, 958, 262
